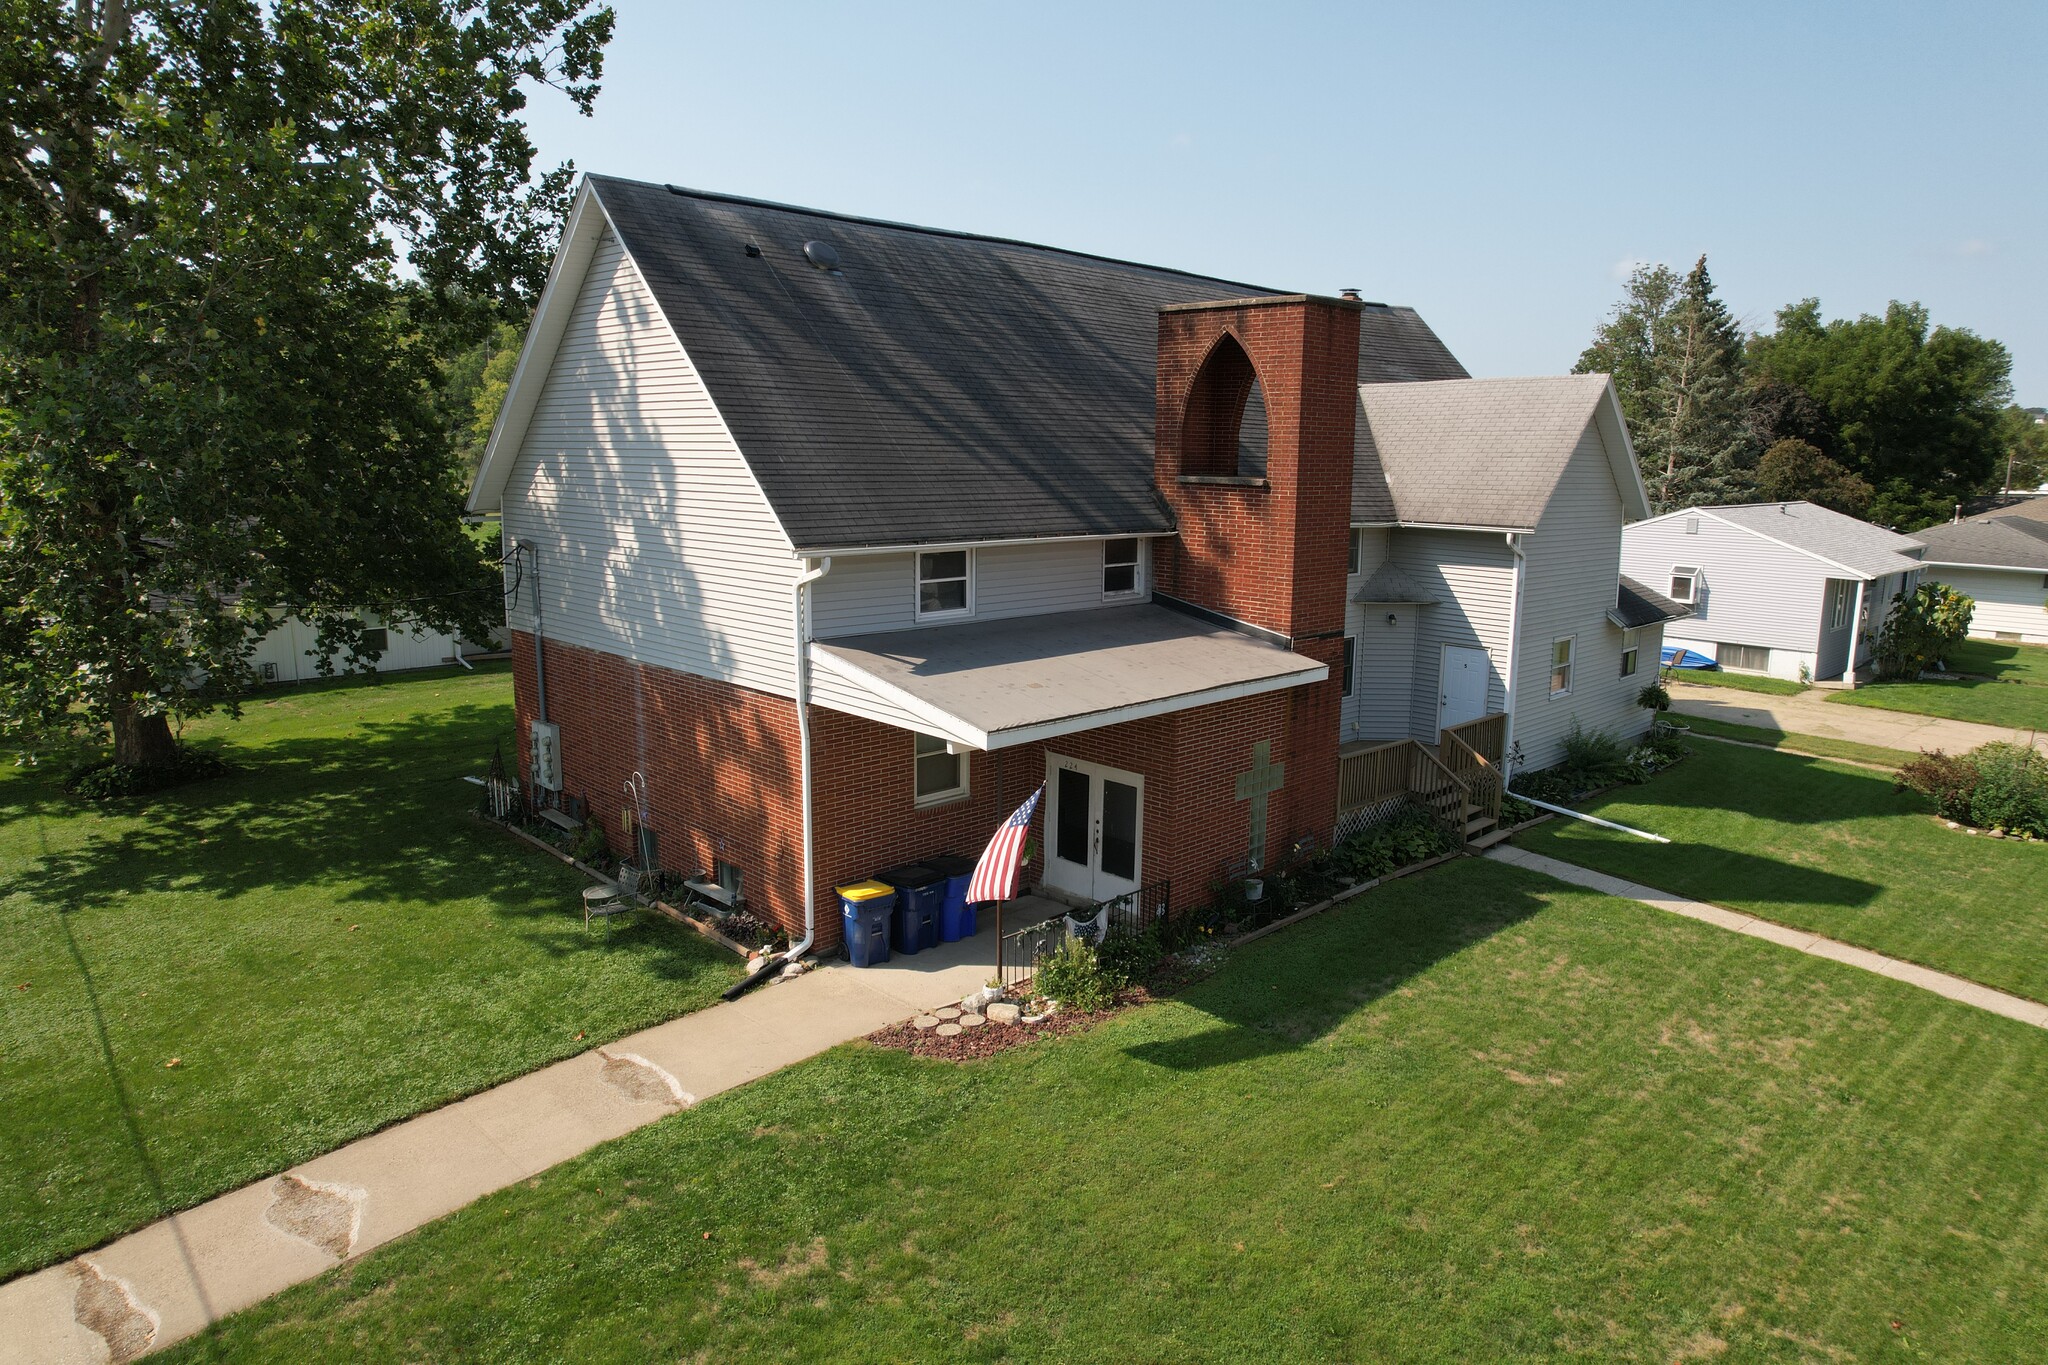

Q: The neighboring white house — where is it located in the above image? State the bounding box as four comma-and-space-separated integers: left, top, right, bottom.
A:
1909, 501, 2048, 644
1620, 502, 1925, 684
246, 611, 497, 684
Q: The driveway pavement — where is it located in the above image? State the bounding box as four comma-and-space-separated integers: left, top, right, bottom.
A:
1669, 681, 2048, 755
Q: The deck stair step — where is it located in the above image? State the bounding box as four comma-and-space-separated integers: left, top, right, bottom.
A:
1467, 828, 1512, 851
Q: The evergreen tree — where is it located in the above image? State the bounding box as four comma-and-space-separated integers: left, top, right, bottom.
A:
1576, 257, 1756, 511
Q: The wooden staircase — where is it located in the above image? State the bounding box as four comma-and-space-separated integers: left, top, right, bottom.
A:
1335, 713, 1511, 852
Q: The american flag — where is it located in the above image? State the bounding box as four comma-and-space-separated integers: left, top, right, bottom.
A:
965, 784, 1044, 905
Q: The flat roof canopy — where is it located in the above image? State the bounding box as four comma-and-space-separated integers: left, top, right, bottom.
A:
809, 604, 1327, 751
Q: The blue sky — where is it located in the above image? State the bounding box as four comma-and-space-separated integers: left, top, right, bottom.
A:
521, 1, 2047, 401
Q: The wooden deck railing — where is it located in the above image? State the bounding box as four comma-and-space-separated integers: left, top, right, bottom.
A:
1337, 738, 1472, 847
1442, 712, 1507, 766
1438, 726, 1503, 830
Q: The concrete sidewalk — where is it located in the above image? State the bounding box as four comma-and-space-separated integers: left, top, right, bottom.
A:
0, 911, 1025, 1364
1669, 681, 2047, 756
1487, 845, 2048, 1031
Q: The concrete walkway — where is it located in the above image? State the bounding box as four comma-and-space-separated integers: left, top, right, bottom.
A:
1670, 681, 2047, 755
0, 903, 1045, 1365
1487, 845, 2048, 1031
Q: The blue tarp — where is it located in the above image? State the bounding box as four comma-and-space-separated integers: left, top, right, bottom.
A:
1661, 646, 1718, 670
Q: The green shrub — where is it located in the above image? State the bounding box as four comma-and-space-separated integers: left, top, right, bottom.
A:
1096, 927, 1164, 989
1895, 749, 1979, 822
1329, 806, 1453, 883
1033, 934, 1118, 1012
64, 745, 234, 802
1967, 742, 2048, 837
1636, 683, 1672, 713
1875, 582, 1975, 680
1559, 723, 1630, 789
569, 820, 612, 867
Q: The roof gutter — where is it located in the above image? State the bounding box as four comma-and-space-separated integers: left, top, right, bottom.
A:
795, 530, 1175, 558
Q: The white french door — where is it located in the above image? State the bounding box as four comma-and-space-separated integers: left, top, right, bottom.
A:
1042, 753, 1143, 905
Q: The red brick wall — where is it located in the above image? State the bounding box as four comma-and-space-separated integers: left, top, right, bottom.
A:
509, 631, 805, 935
509, 632, 1326, 954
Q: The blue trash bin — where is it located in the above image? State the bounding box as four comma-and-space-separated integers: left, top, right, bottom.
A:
925, 854, 978, 942
836, 881, 895, 968
878, 864, 944, 954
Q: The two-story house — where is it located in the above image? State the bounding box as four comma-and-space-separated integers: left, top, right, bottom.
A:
467, 177, 1683, 954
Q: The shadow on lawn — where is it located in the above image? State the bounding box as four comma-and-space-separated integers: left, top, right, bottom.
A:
1126, 865, 1552, 1071
12, 703, 719, 983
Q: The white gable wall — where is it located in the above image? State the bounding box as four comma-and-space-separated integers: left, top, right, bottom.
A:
498, 229, 800, 698
1927, 566, 2048, 642
1512, 419, 1656, 770
1621, 512, 1829, 680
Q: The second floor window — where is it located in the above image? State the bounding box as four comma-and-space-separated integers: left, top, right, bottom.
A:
917, 550, 972, 619
1347, 529, 1362, 574
1103, 538, 1140, 596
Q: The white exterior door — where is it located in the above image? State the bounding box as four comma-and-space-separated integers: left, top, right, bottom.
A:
1438, 645, 1489, 732
1042, 753, 1144, 905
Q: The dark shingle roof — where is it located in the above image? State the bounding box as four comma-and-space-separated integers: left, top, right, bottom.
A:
1912, 513, 2048, 571
589, 177, 1466, 551
1614, 575, 1692, 628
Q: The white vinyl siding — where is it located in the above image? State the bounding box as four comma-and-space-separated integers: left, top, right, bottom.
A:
1341, 527, 1407, 744
1622, 509, 1833, 672
1397, 529, 1515, 740
1514, 419, 1658, 769
1927, 566, 2048, 643
246, 611, 482, 683
498, 229, 799, 696
812, 538, 1152, 638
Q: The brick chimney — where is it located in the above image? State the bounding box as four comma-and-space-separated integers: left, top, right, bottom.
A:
1152, 294, 1359, 642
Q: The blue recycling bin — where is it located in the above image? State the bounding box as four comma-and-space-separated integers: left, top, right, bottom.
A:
878, 864, 944, 955
925, 853, 978, 942
836, 881, 895, 968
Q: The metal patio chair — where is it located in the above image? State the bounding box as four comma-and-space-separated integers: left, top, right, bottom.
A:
581, 864, 643, 941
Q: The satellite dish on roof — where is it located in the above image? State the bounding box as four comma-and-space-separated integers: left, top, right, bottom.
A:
803, 239, 840, 271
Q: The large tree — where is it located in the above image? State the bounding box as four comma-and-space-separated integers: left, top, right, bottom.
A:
0, 1, 612, 769
1576, 257, 1755, 511
1745, 300, 2013, 529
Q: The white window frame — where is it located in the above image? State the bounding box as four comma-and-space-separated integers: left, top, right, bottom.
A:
1669, 565, 1699, 605
912, 732, 969, 806
1619, 628, 1639, 679
915, 549, 975, 621
1831, 580, 1851, 630
1550, 635, 1575, 696
1341, 635, 1356, 698
1102, 538, 1142, 599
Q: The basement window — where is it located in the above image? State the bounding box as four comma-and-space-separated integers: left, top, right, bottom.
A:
916, 550, 973, 620
913, 732, 968, 806
360, 626, 389, 655
1103, 538, 1141, 597
1721, 642, 1770, 673
1669, 566, 1699, 605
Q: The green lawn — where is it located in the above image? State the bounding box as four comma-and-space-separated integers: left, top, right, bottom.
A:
165, 857, 2048, 1364
1519, 740, 2048, 1001
1948, 637, 2048, 686
1679, 715, 1917, 769
1829, 674, 2048, 732
1665, 668, 1808, 696
0, 665, 739, 1279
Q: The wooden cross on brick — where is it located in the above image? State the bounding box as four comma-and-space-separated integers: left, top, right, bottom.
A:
1233, 739, 1285, 872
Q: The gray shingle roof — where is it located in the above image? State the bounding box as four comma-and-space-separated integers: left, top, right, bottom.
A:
1351, 562, 1442, 604
589, 177, 1467, 551
1912, 513, 2048, 571
1613, 575, 1691, 628
1351, 375, 1613, 528
1704, 502, 1925, 579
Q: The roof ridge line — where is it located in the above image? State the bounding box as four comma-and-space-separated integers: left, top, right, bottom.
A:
588, 173, 1427, 307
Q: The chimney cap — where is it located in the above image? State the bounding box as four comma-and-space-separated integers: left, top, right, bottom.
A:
1339, 288, 1362, 300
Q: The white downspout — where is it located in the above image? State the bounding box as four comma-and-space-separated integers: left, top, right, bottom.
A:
1501, 532, 1527, 773
784, 555, 833, 962
1847, 577, 1867, 686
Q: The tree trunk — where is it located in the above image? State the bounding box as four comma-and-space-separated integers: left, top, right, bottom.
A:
111, 702, 177, 769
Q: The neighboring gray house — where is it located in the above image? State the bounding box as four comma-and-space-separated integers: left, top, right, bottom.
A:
1620, 502, 1925, 684
1911, 502, 2048, 644
1346, 376, 1688, 770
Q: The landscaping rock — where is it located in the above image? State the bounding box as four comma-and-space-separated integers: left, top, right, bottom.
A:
962, 985, 1002, 1011
934, 1006, 961, 1021
960, 1012, 985, 1027
936, 1022, 963, 1037
912, 1014, 941, 1030
986, 1002, 1021, 1024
